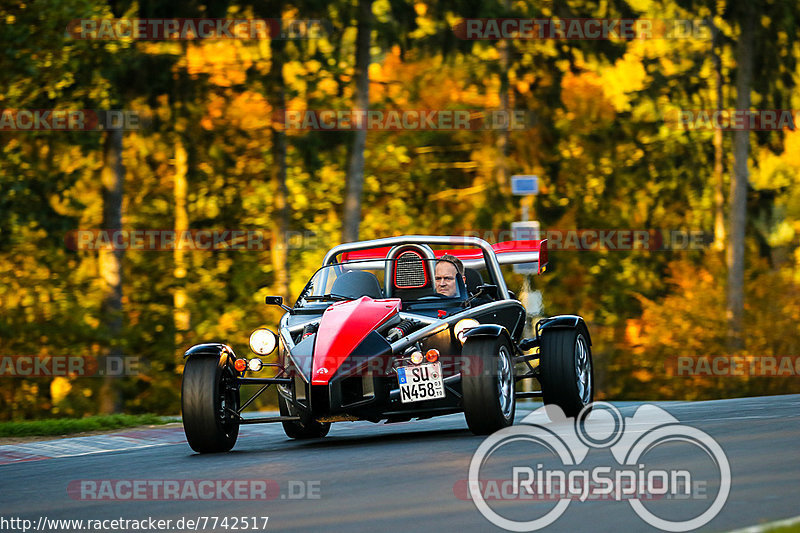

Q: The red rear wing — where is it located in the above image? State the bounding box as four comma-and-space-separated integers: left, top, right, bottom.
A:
340, 239, 548, 275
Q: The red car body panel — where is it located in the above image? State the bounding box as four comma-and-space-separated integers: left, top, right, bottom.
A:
340, 246, 392, 262
311, 297, 401, 385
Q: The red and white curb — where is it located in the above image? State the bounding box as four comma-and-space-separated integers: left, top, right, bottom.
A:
0, 427, 188, 465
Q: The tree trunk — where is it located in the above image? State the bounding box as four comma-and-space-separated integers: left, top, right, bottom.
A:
173, 137, 190, 344
726, 10, 754, 350
496, 0, 511, 191
711, 21, 726, 252
270, 20, 290, 301
99, 128, 124, 414
342, 0, 372, 243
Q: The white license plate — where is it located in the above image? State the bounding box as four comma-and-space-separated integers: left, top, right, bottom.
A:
397, 362, 445, 403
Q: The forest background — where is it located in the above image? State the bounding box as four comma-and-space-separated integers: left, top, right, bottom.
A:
1, 0, 799, 420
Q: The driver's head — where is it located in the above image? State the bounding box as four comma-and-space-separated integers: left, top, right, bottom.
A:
435, 255, 465, 297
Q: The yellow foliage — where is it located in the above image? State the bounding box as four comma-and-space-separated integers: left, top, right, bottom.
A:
50, 377, 72, 404
316, 77, 338, 97
628, 258, 800, 399
560, 71, 615, 129
600, 52, 648, 112
185, 41, 252, 87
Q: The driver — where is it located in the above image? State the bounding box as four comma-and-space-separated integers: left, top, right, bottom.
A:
434, 254, 466, 297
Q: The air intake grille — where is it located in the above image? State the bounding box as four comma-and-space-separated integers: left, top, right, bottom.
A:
395, 251, 426, 288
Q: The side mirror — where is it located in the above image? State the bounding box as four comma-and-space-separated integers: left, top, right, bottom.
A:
265, 295, 292, 312
475, 284, 499, 300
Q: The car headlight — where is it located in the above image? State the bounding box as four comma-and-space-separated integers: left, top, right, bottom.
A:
454, 319, 479, 344
249, 328, 278, 355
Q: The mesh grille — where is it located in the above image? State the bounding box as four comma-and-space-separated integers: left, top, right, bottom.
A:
395, 251, 426, 288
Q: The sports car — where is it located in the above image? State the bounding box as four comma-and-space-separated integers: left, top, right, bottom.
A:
180, 235, 593, 453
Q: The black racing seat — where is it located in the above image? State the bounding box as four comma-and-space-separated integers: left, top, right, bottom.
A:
464, 268, 484, 295
330, 270, 384, 300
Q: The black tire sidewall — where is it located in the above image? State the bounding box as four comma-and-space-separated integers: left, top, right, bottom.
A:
461, 336, 516, 434
181, 355, 240, 453
540, 327, 593, 417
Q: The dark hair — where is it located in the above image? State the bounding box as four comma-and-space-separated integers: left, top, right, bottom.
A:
438, 254, 464, 276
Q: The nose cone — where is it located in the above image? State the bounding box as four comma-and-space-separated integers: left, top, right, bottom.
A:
311, 297, 401, 385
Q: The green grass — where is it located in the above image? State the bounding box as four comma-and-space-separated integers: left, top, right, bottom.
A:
765, 524, 800, 533
0, 414, 174, 437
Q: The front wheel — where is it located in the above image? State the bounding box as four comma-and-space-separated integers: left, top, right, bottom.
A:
278, 391, 331, 439
181, 355, 240, 453
462, 336, 516, 435
540, 327, 593, 417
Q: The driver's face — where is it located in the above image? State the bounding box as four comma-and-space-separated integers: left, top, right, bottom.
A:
435, 262, 460, 297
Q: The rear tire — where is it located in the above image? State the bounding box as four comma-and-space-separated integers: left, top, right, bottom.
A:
181, 355, 240, 453
278, 392, 331, 439
462, 336, 516, 435
540, 327, 593, 417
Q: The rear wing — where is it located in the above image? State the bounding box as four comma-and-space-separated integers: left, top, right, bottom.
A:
435, 240, 548, 275
340, 239, 548, 275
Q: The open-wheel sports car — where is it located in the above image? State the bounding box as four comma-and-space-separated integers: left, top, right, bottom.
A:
180, 235, 593, 453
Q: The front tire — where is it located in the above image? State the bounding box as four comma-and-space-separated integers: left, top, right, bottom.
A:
181, 355, 240, 453
540, 327, 593, 417
278, 392, 330, 439
462, 336, 516, 435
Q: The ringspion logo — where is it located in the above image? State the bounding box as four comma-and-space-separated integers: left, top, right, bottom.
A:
467, 403, 730, 531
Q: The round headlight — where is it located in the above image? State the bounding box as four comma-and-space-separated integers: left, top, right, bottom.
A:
249, 328, 278, 355
454, 319, 480, 344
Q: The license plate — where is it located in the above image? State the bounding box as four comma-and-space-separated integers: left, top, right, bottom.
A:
397, 362, 445, 403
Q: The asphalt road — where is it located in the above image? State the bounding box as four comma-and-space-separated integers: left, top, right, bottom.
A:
1, 395, 798, 533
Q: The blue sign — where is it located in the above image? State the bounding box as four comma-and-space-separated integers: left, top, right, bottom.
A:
511, 175, 539, 195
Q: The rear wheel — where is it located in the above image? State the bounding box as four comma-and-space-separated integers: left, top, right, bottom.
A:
278, 392, 331, 439
181, 355, 240, 453
462, 336, 516, 435
540, 327, 593, 417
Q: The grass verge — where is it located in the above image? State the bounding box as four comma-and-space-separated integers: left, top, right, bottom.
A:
0, 414, 172, 437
